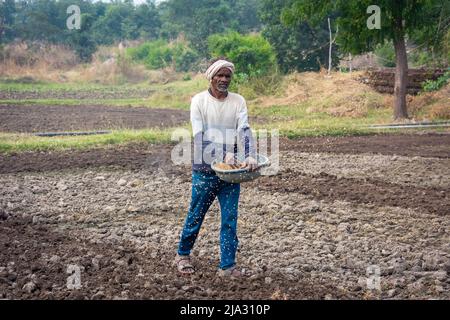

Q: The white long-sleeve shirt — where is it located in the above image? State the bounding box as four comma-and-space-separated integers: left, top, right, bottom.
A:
191, 90, 250, 143
191, 90, 254, 172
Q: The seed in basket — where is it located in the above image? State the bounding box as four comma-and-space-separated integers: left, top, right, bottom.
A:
215, 162, 246, 170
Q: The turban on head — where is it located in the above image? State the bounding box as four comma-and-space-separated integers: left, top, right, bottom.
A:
205, 60, 235, 81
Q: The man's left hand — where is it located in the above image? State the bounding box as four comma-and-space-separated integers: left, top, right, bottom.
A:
245, 156, 258, 171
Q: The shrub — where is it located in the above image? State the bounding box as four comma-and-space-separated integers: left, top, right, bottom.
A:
207, 32, 279, 98
207, 32, 277, 77
172, 44, 199, 72
230, 72, 283, 100
126, 40, 199, 72
374, 42, 396, 68
422, 71, 450, 92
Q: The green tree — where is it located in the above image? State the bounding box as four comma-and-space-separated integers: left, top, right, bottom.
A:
409, 1, 450, 67
374, 42, 396, 67
12, 0, 99, 44
259, 0, 338, 72
14, 0, 63, 43
0, 0, 16, 43
91, 2, 135, 44
234, 0, 262, 33
160, 0, 262, 57
282, 0, 449, 119
91, 1, 160, 44
130, 2, 161, 40
65, 13, 97, 62
160, 0, 231, 55
127, 39, 198, 72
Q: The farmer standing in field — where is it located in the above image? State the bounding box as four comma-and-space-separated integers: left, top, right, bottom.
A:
175, 58, 257, 277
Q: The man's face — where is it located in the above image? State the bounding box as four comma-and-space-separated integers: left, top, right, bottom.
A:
211, 67, 232, 93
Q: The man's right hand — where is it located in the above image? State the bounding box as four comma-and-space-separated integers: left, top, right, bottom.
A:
224, 152, 236, 164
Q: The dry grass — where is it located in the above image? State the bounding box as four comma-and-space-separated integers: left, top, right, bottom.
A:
0, 41, 79, 69
75, 42, 187, 85
409, 84, 450, 120
251, 71, 387, 118
251, 71, 449, 121
428, 104, 450, 119
72, 56, 147, 85
0, 42, 79, 82
0, 42, 186, 85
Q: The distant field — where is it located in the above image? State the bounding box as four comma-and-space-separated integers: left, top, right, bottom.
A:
0, 72, 448, 154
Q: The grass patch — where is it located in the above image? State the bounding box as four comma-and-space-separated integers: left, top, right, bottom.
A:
0, 76, 207, 110
1, 72, 447, 154
0, 81, 117, 92
0, 128, 184, 154
0, 98, 190, 109
0, 76, 206, 93
250, 100, 393, 137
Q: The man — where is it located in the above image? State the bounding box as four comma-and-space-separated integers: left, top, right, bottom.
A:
175, 58, 257, 277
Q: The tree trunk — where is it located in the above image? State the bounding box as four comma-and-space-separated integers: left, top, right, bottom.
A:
0, 18, 4, 44
393, 28, 409, 119
349, 53, 352, 73
328, 17, 332, 75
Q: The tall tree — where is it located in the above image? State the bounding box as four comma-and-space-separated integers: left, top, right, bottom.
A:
259, 0, 338, 73
91, 2, 135, 44
159, 0, 262, 57
409, 1, 450, 67
130, 2, 161, 40
65, 13, 97, 62
0, 0, 16, 43
282, 0, 448, 120
14, 0, 62, 43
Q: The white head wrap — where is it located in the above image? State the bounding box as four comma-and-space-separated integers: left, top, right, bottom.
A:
205, 60, 235, 81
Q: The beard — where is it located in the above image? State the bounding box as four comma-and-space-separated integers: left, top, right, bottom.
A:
217, 83, 229, 92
